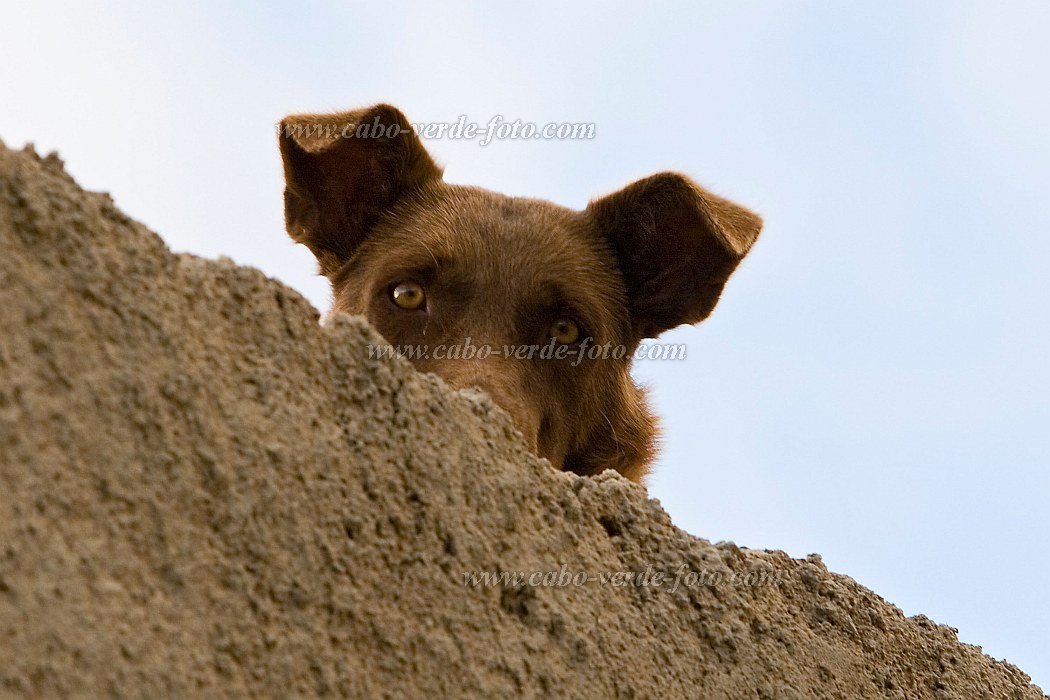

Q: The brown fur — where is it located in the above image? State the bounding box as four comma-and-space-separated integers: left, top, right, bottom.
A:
279, 104, 762, 482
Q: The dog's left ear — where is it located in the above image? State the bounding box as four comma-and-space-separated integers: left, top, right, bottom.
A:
278, 104, 443, 278
587, 172, 762, 339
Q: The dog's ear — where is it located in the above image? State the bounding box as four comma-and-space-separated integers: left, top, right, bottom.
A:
588, 172, 762, 339
278, 104, 443, 277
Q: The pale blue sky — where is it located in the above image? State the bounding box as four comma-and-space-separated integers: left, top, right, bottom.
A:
3, 1, 1047, 687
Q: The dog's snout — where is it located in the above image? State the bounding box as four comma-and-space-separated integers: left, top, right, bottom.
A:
441, 364, 540, 451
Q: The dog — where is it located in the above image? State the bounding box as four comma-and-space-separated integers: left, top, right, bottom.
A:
278, 104, 761, 482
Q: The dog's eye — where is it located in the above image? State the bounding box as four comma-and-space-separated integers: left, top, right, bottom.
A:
390, 281, 426, 310
549, 318, 580, 344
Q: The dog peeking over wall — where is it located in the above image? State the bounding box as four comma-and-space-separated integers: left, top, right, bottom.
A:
278, 104, 762, 482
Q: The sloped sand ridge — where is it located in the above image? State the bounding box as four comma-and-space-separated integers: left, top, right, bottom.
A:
0, 142, 1043, 698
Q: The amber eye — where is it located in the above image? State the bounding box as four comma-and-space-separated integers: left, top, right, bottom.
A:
549, 318, 580, 344
390, 281, 426, 310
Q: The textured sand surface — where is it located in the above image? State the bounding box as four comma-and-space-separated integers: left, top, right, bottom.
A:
0, 142, 1044, 698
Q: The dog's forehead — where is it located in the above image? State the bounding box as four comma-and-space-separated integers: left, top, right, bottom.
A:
378, 184, 625, 320
407, 185, 597, 264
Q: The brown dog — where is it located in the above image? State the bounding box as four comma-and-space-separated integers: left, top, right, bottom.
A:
279, 104, 761, 482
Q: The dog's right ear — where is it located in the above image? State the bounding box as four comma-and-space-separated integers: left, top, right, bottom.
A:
278, 104, 443, 277
588, 172, 762, 339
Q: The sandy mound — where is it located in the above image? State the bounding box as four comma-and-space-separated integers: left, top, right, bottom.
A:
0, 141, 1043, 699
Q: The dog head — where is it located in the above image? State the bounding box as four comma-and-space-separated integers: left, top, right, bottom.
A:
279, 104, 761, 481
